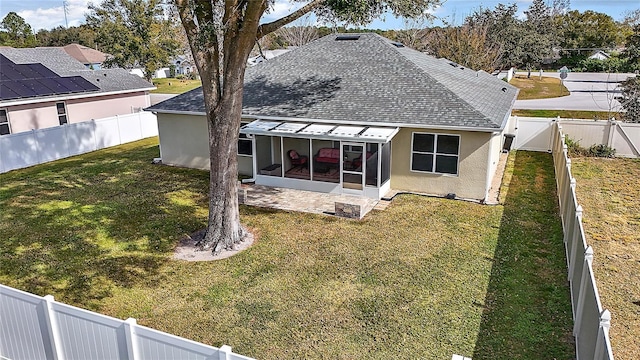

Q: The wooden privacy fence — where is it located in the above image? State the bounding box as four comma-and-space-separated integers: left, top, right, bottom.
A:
0, 112, 159, 174
551, 123, 615, 360
0, 284, 254, 360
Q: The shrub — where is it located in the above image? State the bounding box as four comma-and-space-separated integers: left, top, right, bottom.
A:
565, 137, 615, 158
565, 136, 586, 157
587, 144, 616, 158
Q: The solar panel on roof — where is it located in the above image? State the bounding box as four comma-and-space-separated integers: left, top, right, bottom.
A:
18, 79, 57, 96
38, 77, 72, 93
0, 84, 20, 99
0, 54, 99, 101
3, 81, 37, 98
28, 63, 58, 78
15, 64, 41, 79
1, 64, 24, 81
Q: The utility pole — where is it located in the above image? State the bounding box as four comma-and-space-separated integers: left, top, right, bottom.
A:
63, 0, 69, 28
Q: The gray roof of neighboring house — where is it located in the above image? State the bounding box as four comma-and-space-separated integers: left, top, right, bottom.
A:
147, 33, 518, 131
0, 47, 154, 102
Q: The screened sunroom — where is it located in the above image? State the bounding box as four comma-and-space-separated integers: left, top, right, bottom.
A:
240, 120, 397, 199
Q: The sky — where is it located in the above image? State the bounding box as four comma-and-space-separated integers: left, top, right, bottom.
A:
0, 0, 638, 32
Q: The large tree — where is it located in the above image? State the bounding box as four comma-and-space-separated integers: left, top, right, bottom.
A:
422, 25, 502, 72
173, 0, 439, 253
86, 0, 180, 80
35, 25, 97, 48
556, 10, 622, 50
0, 12, 36, 47
619, 77, 640, 123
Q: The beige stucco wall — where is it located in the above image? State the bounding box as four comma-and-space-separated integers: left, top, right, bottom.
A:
66, 92, 149, 122
4, 92, 150, 134
157, 113, 253, 176
391, 127, 492, 200
4, 102, 59, 133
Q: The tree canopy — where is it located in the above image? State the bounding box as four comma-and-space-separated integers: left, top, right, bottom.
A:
0, 12, 36, 47
86, 0, 180, 80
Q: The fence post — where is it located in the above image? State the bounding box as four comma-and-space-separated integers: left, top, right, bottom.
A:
124, 318, 140, 360
594, 310, 611, 360
573, 246, 593, 336
115, 114, 123, 145
219, 345, 232, 360
563, 178, 576, 227
42, 295, 65, 360
32, 129, 42, 166
607, 119, 616, 149
568, 205, 583, 282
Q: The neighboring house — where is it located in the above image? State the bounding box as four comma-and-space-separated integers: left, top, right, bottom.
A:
146, 33, 518, 201
61, 43, 108, 70
172, 54, 197, 76
588, 50, 611, 61
129, 67, 170, 79
0, 47, 155, 135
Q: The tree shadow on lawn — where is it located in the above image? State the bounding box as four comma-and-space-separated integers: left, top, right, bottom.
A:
0, 139, 210, 310
473, 151, 575, 359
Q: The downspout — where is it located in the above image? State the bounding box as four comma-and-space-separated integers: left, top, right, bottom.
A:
484, 132, 499, 202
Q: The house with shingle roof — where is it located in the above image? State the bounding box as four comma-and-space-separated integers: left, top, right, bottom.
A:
0, 47, 154, 136
61, 43, 108, 69
146, 33, 518, 201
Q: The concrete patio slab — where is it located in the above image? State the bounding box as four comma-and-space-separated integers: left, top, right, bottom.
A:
240, 184, 379, 218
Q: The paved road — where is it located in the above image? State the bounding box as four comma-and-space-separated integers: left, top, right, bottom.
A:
513, 72, 637, 112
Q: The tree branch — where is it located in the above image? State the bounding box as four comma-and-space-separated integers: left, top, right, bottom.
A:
256, 0, 325, 39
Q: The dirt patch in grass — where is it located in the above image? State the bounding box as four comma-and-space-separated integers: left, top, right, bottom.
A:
510, 75, 570, 100
571, 157, 640, 360
173, 228, 255, 261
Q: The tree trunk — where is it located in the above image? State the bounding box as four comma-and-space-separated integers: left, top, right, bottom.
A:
197, 79, 246, 253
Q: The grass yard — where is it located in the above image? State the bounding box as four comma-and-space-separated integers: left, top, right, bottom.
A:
0, 139, 574, 359
570, 157, 640, 360
510, 75, 570, 100
511, 109, 615, 120
151, 78, 202, 94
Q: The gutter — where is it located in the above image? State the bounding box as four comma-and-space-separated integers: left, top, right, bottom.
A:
1, 87, 156, 107
148, 110, 505, 133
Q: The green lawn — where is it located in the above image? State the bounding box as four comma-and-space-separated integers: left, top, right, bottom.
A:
151, 78, 202, 94
510, 75, 570, 100
511, 109, 615, 120
0, 139, 574, 359
571, 157, 640, 360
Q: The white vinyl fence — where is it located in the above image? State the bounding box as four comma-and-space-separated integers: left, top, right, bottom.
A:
0, 112, 159, 174
512, 117, 640, 158
551, 123, 614, 360
0, 284, 254, 360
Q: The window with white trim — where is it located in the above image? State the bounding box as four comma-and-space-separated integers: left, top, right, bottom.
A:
0, 109, 10, 135
238, 123, 253, 156
56, 102, 68, 125
411, 133, 460, 175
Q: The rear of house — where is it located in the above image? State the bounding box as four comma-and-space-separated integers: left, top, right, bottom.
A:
147, 33, 518, 202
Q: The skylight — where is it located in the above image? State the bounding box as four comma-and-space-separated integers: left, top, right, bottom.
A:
335, 35, 360, 41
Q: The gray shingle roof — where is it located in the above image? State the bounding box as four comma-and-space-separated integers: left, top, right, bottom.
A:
147, 33, 518, 131
0, 47, 154, 103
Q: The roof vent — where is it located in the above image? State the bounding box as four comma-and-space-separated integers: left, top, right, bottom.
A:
449, 62, 458, 67
335, 35, 360, 41
502, 87, 507, 92
391, 41, 404, 48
